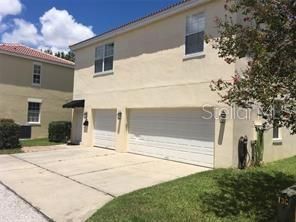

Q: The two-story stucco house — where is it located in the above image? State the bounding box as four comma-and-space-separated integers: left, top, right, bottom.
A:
0, 43, 74, 139
68, 0, 296, 168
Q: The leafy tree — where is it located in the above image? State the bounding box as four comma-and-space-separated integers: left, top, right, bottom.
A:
54, 51, 75, 62
43, 48, 75, 62
43, 49, 53, 55
209, 0, 296, 133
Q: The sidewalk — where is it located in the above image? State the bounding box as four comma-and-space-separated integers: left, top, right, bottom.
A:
0, 183, 48, 222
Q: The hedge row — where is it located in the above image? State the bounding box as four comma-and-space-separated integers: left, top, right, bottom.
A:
0, 119, 71, 148
0, 119, 21, 149
48, 121, 71, 143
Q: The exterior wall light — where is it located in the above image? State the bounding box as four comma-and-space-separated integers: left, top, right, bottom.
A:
220, 110, 226, 123
83, 112, 88, 119
83, 120, 89, 126
83, 112, 89, 126
117, 111, 122, 120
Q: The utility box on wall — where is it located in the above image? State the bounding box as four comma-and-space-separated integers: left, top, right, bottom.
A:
277, 185, 296, 222
19, 125, 32, 139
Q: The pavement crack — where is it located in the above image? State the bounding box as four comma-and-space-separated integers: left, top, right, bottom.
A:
25, 153, 117, 165
9, 154, 116, 198
68, 160, 157, 177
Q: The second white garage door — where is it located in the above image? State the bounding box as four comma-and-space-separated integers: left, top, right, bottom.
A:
128, 109, 215, 167
94, 109, 116, 149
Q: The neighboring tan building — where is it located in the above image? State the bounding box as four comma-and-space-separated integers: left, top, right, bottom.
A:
0, 43, 74, 139
68, 0, 296, 168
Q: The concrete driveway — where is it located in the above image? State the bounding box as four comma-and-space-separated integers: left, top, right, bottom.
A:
0, 146, 208, 222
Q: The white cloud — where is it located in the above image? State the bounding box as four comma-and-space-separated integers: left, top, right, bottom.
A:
1, 19, 42, 45
1, 7, 95, 51
0, 0, 22, 21
40, 7, 95, 51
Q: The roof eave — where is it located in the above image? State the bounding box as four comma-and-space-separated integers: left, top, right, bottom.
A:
0, 50, 75, 68
70, 0, 211, 51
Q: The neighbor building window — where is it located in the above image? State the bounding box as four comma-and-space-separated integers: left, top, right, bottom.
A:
185, 13, 205, 55
273, 103, 281, 139
95, 43, 114, 73
33, 63, 41, 85
27, 102, 41, 123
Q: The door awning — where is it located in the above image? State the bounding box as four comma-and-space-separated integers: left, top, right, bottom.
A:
63, 100, 85, 108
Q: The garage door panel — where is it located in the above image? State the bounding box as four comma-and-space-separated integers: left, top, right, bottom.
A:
130, 122, 213, 142
129, 144, 213, 167
130, 127, 213, 142
129, 139, 214, 156
129, 136, 214, 153
94, 110, 116, 149
128, 109, 214, 167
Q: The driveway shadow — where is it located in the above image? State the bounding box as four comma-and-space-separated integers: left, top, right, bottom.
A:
199, 170, 295, 222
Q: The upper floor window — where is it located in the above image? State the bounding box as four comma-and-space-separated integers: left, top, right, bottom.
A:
185, 13, 205, 55
33, 63, 41, 85
95, 43, 114, 74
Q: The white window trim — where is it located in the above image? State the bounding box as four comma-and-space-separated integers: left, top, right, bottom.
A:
183, 51, 205, 61
184, 12, 206, 57
27, 99, 42, 125
94, 42, 114, 75
272, 127, 282, 144
272, 138, 282, 144
94, 70, 114, 77
272, 101, 282, 144
28, 98, 42, 103
32, 62, 42, 86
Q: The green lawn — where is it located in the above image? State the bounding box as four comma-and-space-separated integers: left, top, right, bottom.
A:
87, 156, 296, 222
0, 148, 23, 155
21, 138, 64, 147
0, 138, 63, 155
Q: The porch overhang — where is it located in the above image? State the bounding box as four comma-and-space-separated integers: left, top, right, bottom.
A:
63, 100, 85, 108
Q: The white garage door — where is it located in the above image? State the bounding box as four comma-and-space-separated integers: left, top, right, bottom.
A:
128, 109, 214, 167
94, 109, 116, 149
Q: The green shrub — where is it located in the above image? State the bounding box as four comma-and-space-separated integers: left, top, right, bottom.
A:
0, 119, 21, 149
48, 121, 71, 142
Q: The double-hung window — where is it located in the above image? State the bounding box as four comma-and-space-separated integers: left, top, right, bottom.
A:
95, 43, 114, 74
27, 102, 41, 123
273, 103, 281, 140
33, 63, 41, 85
185, 13, 205, 55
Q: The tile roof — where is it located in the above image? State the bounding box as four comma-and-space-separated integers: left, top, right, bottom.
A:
0, 43, 74, 66
71, 0, 192, 48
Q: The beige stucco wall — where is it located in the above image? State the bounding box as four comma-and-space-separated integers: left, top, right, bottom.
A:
231, 107, 296, 166
73, 0, 232, 104
73, 0, 295, 167
72, 0, 238, 168
232, 109, 257, 167
0, 53, 74, 138
234, 58, 296, 164
214, 106, 235, 168
263, 128, 296, 162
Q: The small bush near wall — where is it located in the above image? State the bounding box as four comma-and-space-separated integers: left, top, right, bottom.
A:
48, 121, 71, 143
0, 119, 21, 149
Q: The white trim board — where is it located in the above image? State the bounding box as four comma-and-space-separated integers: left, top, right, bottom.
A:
27, 98, 43, 103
